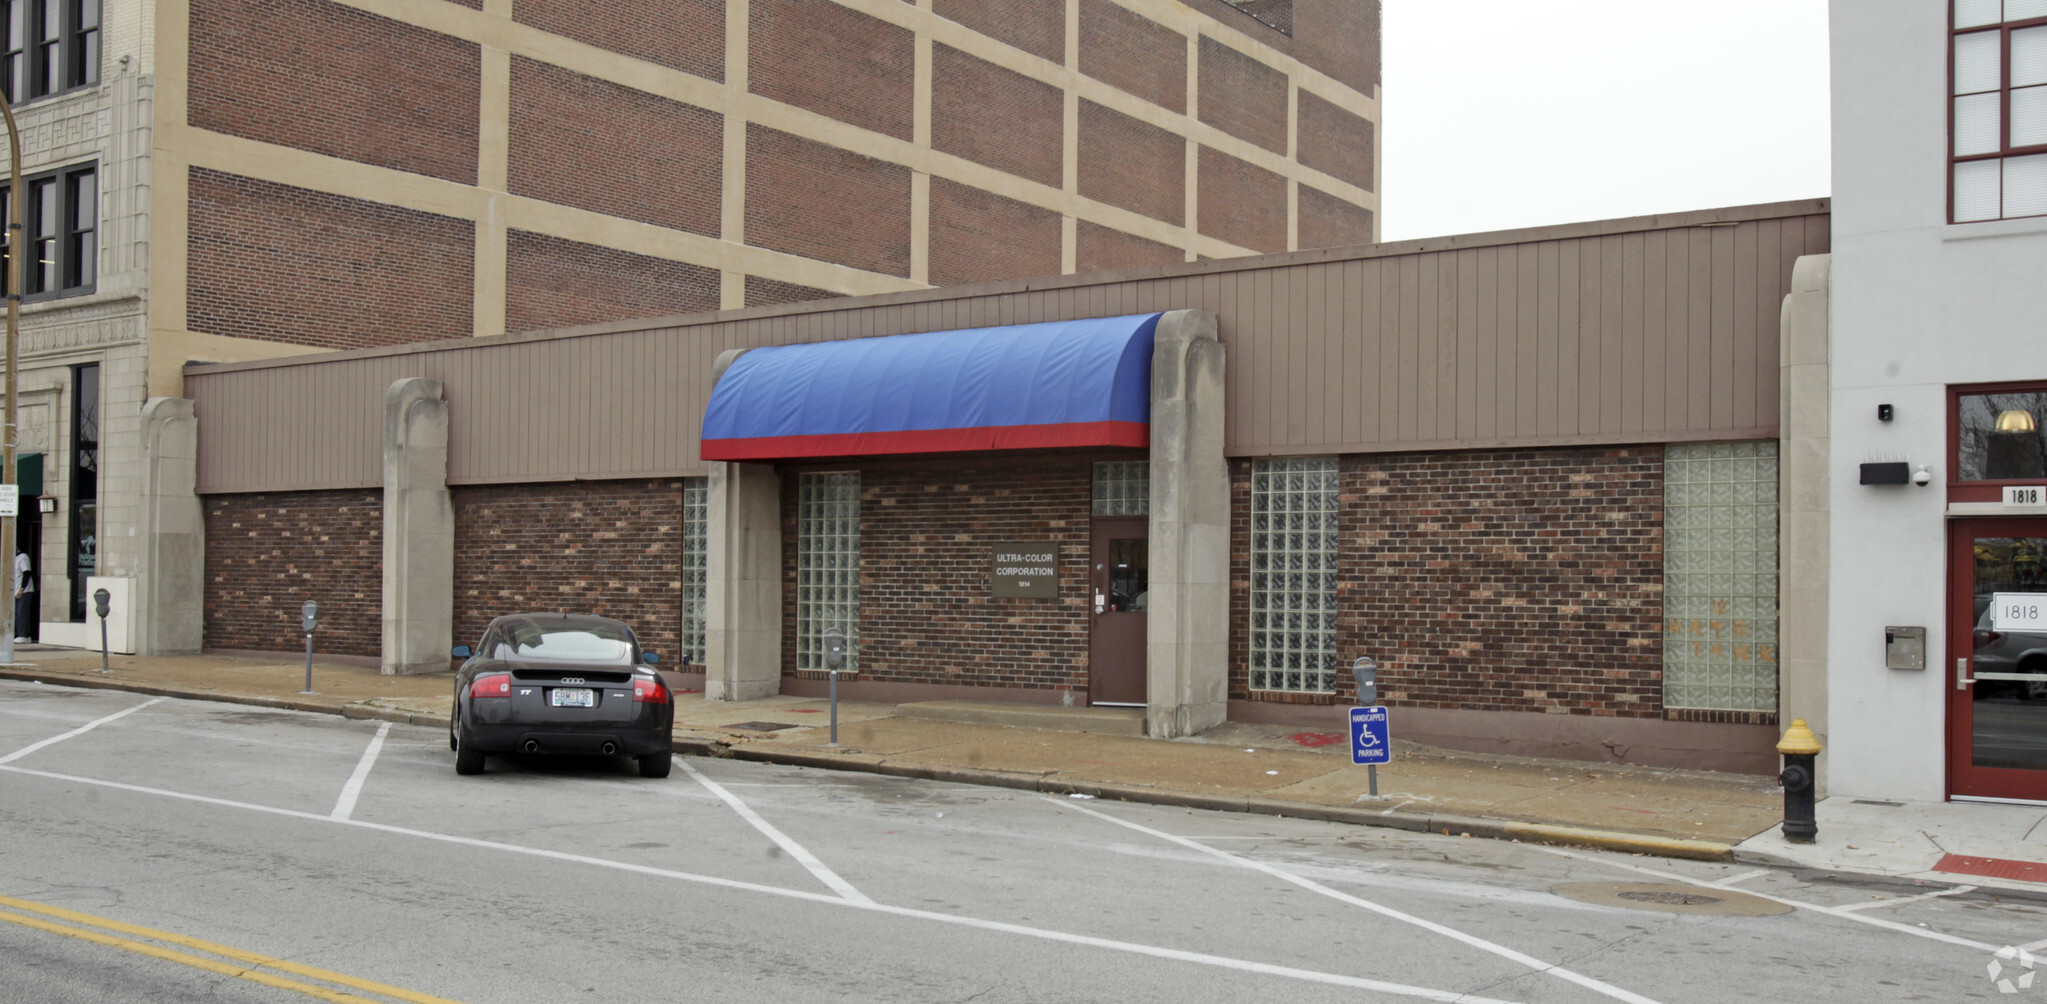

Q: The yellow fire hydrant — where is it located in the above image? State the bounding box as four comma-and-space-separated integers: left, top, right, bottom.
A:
1777, 718, 1822, 843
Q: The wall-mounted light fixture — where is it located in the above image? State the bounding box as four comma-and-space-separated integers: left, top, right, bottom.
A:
35, 496, 53, 513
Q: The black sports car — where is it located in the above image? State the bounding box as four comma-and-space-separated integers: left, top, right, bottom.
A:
450, 612, 674, 777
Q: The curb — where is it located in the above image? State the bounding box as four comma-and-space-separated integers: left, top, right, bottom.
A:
3, 670, 1737, 864
710, 738, 1737, 862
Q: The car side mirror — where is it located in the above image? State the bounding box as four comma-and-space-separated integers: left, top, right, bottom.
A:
642, 652, 660, 665
451, 645, 473, 658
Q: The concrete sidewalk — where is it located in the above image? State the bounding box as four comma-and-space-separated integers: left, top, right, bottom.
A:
11, 645, 2047, 892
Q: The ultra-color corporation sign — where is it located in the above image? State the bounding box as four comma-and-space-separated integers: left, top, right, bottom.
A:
991, 542, 1058, 598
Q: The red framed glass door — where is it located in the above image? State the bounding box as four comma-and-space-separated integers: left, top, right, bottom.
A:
1949, 518, 2047, 800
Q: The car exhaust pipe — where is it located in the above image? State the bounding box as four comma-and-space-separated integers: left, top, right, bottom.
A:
522, 740, 540, 753
601, 742, 617, 756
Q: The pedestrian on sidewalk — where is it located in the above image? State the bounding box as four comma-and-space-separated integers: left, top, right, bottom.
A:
13, 549, 35, 644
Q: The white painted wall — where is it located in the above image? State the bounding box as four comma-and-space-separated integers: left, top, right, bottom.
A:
1827, 0, 2047, 800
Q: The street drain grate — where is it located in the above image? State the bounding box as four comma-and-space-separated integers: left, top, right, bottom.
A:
1551, 882, 1791, 917
1617, 890, 1723, 907
726, 721, 800, 732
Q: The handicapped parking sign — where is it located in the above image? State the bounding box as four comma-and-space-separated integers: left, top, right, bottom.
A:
1349, 706, 1390, 766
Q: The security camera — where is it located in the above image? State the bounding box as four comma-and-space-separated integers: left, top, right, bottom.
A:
1911, 465, 1932, 487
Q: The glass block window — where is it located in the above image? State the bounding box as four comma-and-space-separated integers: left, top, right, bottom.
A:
680, 478, 708, 666
1249, 457, 1339, 692
1664, 441, 1780, 711
1093, 461, 1149, 516
797, 472, 860, 672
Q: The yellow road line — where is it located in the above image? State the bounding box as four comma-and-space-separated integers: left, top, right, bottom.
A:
0, 894, 462, 1004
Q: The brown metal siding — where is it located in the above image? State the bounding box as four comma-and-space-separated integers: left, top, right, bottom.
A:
187, 201, 1830, 494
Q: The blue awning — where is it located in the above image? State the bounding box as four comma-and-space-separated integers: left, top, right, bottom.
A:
701, 314, 1160, 460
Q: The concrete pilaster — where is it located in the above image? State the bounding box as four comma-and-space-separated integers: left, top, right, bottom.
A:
381, 378, 453, 676
1779, 254, 1830, 791
135, 398, 203, 654
1145, 309, 1228, 738
705, 460, 783, 701
704, 348, 784, 701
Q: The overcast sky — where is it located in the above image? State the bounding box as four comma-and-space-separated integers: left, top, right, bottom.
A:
1378, 1, 1832, 242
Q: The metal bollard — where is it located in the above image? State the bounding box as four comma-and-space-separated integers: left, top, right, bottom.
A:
1776, 718, 1822, 844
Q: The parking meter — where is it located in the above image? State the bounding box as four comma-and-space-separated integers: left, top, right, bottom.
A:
299, 600, 319, 695
823, 627, 847, 746
1351, 656, 1378, 704
93, 588, 111, 673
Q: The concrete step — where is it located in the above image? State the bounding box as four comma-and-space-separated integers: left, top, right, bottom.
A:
896, 700, 1146, 736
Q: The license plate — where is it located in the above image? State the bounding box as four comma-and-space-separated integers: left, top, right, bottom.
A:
549, 688, 595, 708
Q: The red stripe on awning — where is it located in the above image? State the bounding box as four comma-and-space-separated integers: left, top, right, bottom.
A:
700, 420, 1149, 461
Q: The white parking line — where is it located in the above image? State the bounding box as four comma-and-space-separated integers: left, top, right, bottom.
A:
677, 757, 874, 905
1055, 799, 1663, 1004
1706, 869, 1770, 887
0, 763, 1521, 1003
1834, 884, 1976, 912
0, 697, 164, 766
1531, 846, 2008, 952
330, 722, 391, 821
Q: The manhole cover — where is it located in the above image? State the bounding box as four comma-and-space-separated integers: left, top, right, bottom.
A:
1617, 890, 1723, 906
726, 721, 799, 732
1551, 882, 1791, 916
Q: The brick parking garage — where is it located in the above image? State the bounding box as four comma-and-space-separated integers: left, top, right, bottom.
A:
183, 201, 1828, 774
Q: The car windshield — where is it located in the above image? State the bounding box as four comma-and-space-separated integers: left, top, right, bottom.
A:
497, 622, 635, 663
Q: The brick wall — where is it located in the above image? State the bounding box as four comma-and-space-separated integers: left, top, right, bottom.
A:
189, 0, 479, 184
1297, 186, 1373, 251
746, 125, 912, 277
751, 0, 913, 141
746, 277, 839, 308
932, 0, 1065, 64
1197, 36, 1288, 155
1077, 100, 1185, 227
513, 0, 723, 80
1229, 447, 1666, 717
1077, 221, 1182, 273
204, 490, 382, 656
506, 230, 719, 334
930, 179, 1062, 287
188, 169, 474, 349
1198, 146, 1286, 253
1080, 0, 1186, 113
1291, 0, 1380, 97
452, 481, 686, 661
779, 458, 1093, 693
509, 59, 722, 236
931, 44, 1064, 188
1297, 89, 1374, 193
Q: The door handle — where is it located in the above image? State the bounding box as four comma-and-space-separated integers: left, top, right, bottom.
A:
1958, 657, 1975, 690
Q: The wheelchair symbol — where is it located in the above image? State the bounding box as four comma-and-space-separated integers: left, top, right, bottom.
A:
1357, 730, 1382, 748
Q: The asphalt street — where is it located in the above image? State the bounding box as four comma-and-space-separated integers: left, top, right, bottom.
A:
2, 678, 2043, 1003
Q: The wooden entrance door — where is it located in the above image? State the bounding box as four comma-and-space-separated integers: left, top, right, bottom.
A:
1088, 517, 1148, 706
1949, 518, 2047, 800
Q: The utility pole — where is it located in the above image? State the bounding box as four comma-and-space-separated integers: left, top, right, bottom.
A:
1, 92, 22, 666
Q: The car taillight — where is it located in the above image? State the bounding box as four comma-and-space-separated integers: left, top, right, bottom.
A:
633, 676, 670, 704
470, 673, 512, 698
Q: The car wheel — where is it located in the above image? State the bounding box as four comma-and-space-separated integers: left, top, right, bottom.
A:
638, 752, 673, 778
2029, 679, 2047, 702
455, 724, 486, 774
